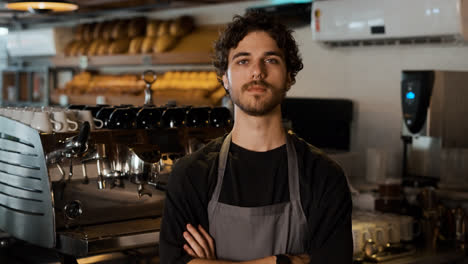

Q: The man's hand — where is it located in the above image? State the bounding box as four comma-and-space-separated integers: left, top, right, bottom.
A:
286, 254, 310, 264
183, 223, 217, 259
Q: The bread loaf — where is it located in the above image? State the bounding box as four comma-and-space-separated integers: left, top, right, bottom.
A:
64, 40, 77, 56
141, 36, 157, 53
102, 22, 115, 41
69, 41, 85, 56
97, 40, 111, 55
109, 38, 131, 54
169, 16, 195, 37
74, 24, 85, 41
76, 42, 90, 56
111, 20, 129, 40
153, 34, 177, 53
92, 22, 106, 40
83, 23, 95, 42
146, 20, 160, 37
157, 21, 171, 36
128, 17, 147, 38
88, 39, 104, 56
129, 36, 145, 54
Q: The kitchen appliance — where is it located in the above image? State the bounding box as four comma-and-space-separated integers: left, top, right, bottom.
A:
312, 0, 468, 47
0, 111, 230, 262
400, 70, 468, 189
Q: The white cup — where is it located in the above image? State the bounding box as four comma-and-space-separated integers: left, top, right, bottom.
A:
10, 109, 22, 121
31, 112, 63, 133
51, 111, 79, 132
20, 110, 35, 125
373, 220, 390, 246
2, 107, 13, 118
400, 215, 420, 242
387, 217, 401, 244
352, 222, 373, 255
76, 110, 103, 130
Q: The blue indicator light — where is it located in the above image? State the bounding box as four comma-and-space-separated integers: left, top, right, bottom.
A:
406, 92, 415, 100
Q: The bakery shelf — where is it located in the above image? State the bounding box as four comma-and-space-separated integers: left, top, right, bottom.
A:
51, 52, 213, 67
50, 92, 215, 106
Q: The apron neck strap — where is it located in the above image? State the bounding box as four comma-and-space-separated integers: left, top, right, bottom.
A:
211, 132, 232, 202
286, 133, 300, 202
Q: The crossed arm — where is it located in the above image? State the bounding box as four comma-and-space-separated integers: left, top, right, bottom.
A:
183, 224, 310, 264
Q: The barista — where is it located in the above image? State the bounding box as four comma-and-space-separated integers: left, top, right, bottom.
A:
159, 12, 353, 264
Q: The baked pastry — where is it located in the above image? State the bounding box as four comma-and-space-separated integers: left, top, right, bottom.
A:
153, 34, 177, 53
109, 38, 131, 54
92, 22, 106, 40
146, 19, 160, 37
102, 22, 115, 41
69, 41, 86, 56
111, 20, 129, 40
97, 40, 111, 55
74, 24, 85, 41
128, 17, 147, 38
157, 20, 171, 36
83, 23, 95, 42
64, 40, 78, 56
129, 36, 145, 54
170, 16, 195, 37
141, 36, 157, 53
87, 39, 104, 56
76, 42, 90, 56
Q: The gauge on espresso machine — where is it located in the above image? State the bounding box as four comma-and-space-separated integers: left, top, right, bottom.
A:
401, 71, 434, 134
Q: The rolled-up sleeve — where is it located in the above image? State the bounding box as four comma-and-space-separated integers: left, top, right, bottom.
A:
159, 157, 211, 264
305, 157, 353, 264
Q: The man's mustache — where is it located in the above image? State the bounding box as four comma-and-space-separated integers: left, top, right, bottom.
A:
242, 80, 273, 91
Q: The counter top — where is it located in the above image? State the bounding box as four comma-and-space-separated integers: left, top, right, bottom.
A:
362, 250, 466, 264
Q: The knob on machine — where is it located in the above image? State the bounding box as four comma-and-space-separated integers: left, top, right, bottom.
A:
142, 70, 158, 106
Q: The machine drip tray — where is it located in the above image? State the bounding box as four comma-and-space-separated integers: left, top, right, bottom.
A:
56, 217, 161, 257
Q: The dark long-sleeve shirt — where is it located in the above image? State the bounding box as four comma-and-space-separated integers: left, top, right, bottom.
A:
159, 134, 353, 264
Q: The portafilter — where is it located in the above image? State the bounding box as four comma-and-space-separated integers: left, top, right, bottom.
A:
126, 145, 165, 197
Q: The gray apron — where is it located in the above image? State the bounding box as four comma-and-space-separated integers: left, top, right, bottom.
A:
207, 133, 309, 261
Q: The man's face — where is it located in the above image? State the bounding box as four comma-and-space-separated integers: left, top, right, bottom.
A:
222, 31, 291, 116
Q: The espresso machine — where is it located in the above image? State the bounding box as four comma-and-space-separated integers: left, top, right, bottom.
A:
0, 108, 230, 262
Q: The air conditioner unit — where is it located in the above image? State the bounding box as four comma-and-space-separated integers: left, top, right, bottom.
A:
311, 0, 468, 46
6, 27, 72, 57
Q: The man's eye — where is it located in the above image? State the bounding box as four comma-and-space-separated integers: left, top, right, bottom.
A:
236, 59, 248, 65
266, 58, 279, 64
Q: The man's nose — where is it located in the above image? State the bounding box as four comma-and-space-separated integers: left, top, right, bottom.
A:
251, 61, 266, 80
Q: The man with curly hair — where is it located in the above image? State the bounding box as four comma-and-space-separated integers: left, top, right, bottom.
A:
160, 11, 352, 264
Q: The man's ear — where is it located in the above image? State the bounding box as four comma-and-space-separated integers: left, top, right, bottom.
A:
286, 73, 294, 91
222, 74, 229, 92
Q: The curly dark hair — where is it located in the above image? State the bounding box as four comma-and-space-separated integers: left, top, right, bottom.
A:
213, 11, 303, 86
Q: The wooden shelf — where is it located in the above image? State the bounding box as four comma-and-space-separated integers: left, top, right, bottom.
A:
50, 92, 215, 106
51, 52, 213, 67
51, 25, 222, 68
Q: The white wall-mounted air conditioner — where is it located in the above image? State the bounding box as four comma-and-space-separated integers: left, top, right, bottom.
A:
311, 0, 468, 46
6, 27, 72, 57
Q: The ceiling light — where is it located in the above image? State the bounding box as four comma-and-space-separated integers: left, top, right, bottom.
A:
6, 1, 78, 13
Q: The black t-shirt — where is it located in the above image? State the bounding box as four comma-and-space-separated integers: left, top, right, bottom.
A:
159, 134, 353, 264
220, 142, 288, 207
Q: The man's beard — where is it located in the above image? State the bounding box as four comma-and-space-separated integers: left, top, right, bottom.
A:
228, 80, 287, 116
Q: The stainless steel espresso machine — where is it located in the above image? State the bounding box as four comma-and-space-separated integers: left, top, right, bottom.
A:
0, 110, 229, 263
